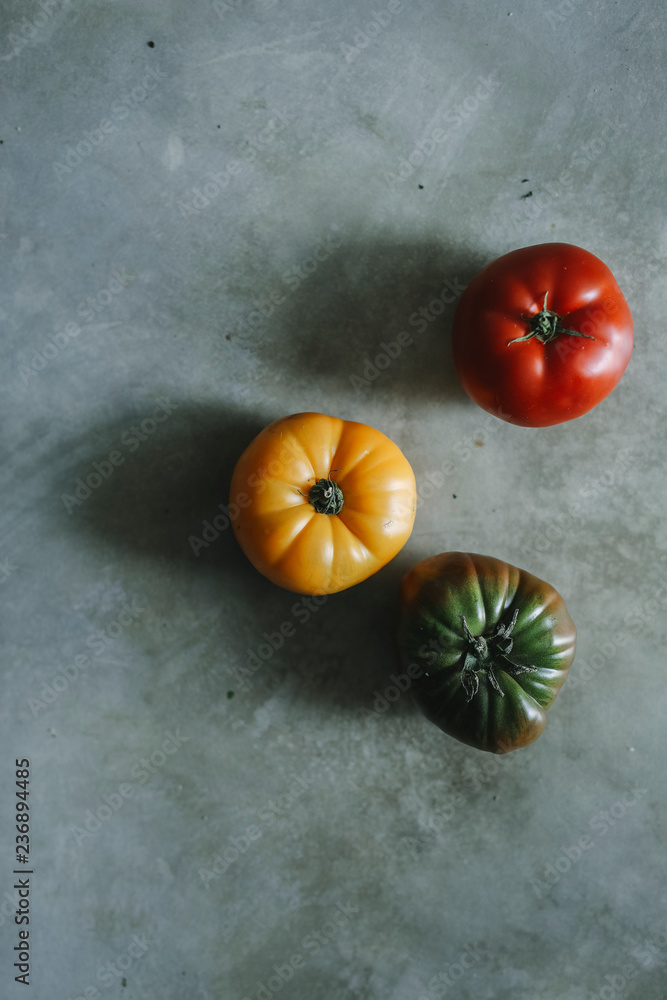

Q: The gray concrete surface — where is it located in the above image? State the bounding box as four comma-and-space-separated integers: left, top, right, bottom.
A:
1, 1, 666, 998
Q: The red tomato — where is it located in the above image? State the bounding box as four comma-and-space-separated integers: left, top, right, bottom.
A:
451, 243, 634, 427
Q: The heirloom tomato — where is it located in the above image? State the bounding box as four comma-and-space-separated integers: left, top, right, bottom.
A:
397, 552, 576, 753
452, 243, 633, 426
230, 412, 416, 595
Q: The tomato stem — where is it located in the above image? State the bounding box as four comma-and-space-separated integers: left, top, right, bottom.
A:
508, 292, 596, 345
459, 611, 537, 701
305, 477, 344, 515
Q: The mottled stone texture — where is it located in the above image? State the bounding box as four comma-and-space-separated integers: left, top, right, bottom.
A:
1, 1, 665, 998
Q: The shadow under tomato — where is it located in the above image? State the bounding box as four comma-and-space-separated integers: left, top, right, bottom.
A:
55, 399, 421, 713
270, 550, 422, 715
56, 399, 266, 571
228, 232, 486, 405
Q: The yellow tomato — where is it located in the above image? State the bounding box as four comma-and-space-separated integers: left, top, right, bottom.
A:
230, 412, 417, 595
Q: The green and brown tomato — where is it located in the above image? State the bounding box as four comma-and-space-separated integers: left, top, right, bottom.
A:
397, 552, 576, 753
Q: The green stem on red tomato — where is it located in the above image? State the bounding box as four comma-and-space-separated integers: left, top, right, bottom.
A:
508, 292, 596, 345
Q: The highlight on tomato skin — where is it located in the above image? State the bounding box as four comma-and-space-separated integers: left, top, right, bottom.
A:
451, 243, 634, 427
396, 551, 577, 754
229, 412, 417, 596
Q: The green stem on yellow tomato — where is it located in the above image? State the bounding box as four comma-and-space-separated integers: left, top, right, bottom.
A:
306, 478, 344, 515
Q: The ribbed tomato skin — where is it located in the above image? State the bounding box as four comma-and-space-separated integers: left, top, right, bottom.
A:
452, 243, 634, 427
397, 552, 576, 753
230, 412, 417, 595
